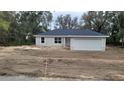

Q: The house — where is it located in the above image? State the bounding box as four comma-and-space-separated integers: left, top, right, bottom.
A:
34, 29, 109, 51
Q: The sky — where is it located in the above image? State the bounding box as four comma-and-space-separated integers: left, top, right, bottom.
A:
51, 11, 86, 29
52, 11, 86, 21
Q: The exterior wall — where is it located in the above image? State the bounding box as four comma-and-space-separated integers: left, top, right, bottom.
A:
35, 37, 42, 46
35, 36, 107, 51
101, 38, 106, 51
35, 37, 65, 47
70, 37, 106, 51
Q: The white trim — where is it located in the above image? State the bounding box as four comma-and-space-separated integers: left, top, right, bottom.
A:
34, 35, 109, 38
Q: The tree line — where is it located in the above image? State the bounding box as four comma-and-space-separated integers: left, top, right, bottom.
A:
0, 11, 124, 47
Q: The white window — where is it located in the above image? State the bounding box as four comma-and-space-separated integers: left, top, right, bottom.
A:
54, 37, 61, 43
41, 37, 44, 43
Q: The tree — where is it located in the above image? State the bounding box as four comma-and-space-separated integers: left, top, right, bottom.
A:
118, 12, 124, 47
0, 11, 15, 45
105, 11, 120, 44
80, 11, 110, 33
80, 11, 122, 45
54, 14, 79, 29
9, 11, 52, 45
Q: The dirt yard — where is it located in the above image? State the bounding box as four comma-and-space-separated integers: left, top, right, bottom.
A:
0, 45, 124, 80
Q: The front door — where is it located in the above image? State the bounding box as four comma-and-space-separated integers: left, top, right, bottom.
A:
65, 37, 70, 47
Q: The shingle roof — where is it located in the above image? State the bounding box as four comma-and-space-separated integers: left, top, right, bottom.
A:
37, 29, 106, 36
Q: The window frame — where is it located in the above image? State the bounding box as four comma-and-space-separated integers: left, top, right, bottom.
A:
54, 37, 61, 44
41, 37, 45, 43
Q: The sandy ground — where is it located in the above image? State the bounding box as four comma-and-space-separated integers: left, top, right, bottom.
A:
0, 45, 124, 81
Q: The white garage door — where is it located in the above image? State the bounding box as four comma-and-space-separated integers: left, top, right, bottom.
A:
70, 38, 104, 51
